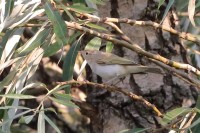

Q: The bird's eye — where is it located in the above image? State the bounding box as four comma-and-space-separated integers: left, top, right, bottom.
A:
85, 52, 88, 55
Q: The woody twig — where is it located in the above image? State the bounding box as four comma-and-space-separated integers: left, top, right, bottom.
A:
58, 80, 163, 117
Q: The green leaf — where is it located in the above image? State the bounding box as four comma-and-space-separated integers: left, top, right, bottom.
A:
70, 3, 96, 13
53, 93, 72, 101
188, 0, 196, 26
85, 37, 101, 50
0, 94, 36, 99
0, 110, 32, 126
47, 84, 70, 96
106, 41, 114, 52
0, 28, 13, 58
62, 41, 80, 85
44, 2, 68, 45
17, 27, 50, 55
19, 114, 35, 124
118, 128, 150, 133
86, 23, 107, 31
191, 116, 200, 132
86, 0, 105, 5
59, 2, 76, 21
49, 97, 78, 108
20, 82, 47, 93
158, 0, 165, 9
161, 107, 191, 125
43, 41, 62, 57
0, 69, 18, 92
3, 0, 14, 20
44, 114, 61, 133
160, 0, 175, 24
38, 106, 45, 133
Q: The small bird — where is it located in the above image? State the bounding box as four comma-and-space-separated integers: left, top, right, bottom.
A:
80, 50, 162, 82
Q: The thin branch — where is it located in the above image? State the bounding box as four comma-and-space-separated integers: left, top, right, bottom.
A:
65, 22, 200, 82
57, 80, 163, 117
65, 8, 200, 45
88, 17, 200, 45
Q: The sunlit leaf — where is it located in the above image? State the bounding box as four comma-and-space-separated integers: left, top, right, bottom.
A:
188, 0, 196, 26
0, 94, 36, 99
118, 128, 150, 133
160, 0, 175, 24
86, 0, 105, 5
20, 82, 47, 93
38, 106, 45, 133
49, 97, 78, 108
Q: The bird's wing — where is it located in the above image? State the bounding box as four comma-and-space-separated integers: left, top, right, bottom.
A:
96, 54, 137, 65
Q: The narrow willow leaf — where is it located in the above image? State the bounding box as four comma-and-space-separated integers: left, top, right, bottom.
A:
43, 32, 81, 57
85, 37, 101, 50
158, 0, 165, 9
160, 0, 174, 24
25, 48, 44, 81
44, 114, 61, 133
106, 41, 114, 52
191, 116, 200, 132
43, 108, 57, 114
20, 82, 47, 93
3, 0, 14, 24
3, 1, 43, 30
62, 40, 80, 93
0, 28, 24, 63
86, 0, 105, 5
86, 23, 107, 31
196, 95, 200, 109
62, 41, 80, 81
69, 3, 96, 13
17, 26, 50, 55
0, 106, 30, 110
0, 69, 18, 92
0, 57, 22, 71
47, 84, 70, 96
188, 0, 196, 26
19, 114, 35, 124
44, 2, 67, 45
53, 93, 72, 101
59, 2, 75, 21
161, 107, 191, 125
38, 106, 45, 133
0, 30, 12, 58
118, 128, 150, 133
0, 109, 32, 126
49, 97, 78, 108
43, 41, 62, 57
0, 94, 36, 99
